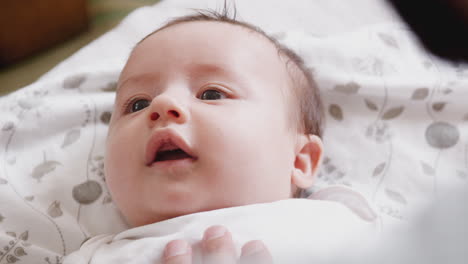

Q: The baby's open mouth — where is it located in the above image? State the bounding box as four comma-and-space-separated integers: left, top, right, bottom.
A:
146, 130, 197, 166
155, 145, 193, 162
152, 141, 194, 164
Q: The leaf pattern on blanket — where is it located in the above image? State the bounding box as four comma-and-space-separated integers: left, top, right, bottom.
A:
100, 112, 112, 124
0, 231, 30, 263
48, 201, 63, 218
364, 98, 379, 111
328, 104, 343, 121
318, 157, 347, 185
378, 32, 399, 49
421, 161, 436, 176
333, 82, 360, 95
63, 74, 87, 89
432, 102, 446, 112
411, 88, 429, 100
61, 129, 81, 148
385, 188, 407, 205
381, 106, 404, 120
425, 122, 460, 149
1, 122, 15, 132
72, 181, 103, 205
31, 161, 61, 183
101, 82, 117, 92
372, 162, 386, 177
44, 256, 63, 264
366, 121, 391, 143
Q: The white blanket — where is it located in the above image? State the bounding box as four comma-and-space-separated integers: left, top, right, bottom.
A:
63, 199, 378, 264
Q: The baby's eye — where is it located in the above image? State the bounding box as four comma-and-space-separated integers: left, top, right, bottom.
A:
199, 89, 226, 100
129, 98, 150, 113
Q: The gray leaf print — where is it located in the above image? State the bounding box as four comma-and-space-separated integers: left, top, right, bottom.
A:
425, 122, 460, 149
443, 88, 453, 94
457, 170, 467, 179
47, 201, 63, 218
61, 129, 80, 148
325, 164, 336, 173
329, 104, 343, 121
6, 231, 16, 238
31, 161, 61, 182
421, 161, 435, 175
6, 254, 19, 263
372, 162, 386, 177
101, 82, 117, 92
73, 180, 103, 205
364, 98, 379, 111
464, 113, 468, 121
102, 195, 112, 204
0, 177, 7, 184
385, 188, 407, 204
63, 74, 86, 89
24, 196, 34, 201
100, 112, 112, 124
411, 88, 429, 100
18, 231, 28, 241
14, 247, 27, 257
378, 33, 399, 49
0, 213, 4, 222
333, 82, 360, 95
382, 106, 404, 120
2, 122, 15, 131
432, 102, 446, 112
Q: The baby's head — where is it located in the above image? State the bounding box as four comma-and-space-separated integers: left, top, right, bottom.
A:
105, 9, 324, 227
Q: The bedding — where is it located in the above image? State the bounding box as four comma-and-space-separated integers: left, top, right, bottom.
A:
63, 198, 378, 264
0, 0, 467, 263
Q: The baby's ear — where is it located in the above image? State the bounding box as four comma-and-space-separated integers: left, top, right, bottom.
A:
291, 134, 323, 189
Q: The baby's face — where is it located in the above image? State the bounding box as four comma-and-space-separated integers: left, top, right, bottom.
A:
106, 21, 306, 226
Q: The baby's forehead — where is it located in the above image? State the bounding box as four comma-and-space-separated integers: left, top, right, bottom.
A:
122, 20, 292, 83
138, 20, 280, 57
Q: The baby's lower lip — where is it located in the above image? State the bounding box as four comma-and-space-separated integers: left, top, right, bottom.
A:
148, 157, 196, 170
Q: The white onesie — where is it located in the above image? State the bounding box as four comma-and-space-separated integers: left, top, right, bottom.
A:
63, 188, 379, 264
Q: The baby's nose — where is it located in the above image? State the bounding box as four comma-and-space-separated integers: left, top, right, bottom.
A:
148, 95, 188, 124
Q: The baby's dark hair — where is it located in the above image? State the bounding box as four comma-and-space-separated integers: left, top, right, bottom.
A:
138, 6, 324, 198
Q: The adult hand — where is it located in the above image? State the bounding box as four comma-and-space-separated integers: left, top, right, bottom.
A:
162, 225, 273, 264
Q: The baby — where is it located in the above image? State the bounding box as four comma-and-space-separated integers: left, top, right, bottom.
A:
64, 9, 377, 264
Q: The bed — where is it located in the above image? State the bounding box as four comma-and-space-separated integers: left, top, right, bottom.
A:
0, 0, 467, 263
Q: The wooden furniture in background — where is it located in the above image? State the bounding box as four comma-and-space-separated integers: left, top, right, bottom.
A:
0, 0, 89, 67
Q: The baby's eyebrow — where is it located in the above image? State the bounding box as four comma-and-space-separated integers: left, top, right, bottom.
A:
117, 73, 162, 94
187, 63, 236, 80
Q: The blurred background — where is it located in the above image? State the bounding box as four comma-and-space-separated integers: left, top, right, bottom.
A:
0, 0, 160, 96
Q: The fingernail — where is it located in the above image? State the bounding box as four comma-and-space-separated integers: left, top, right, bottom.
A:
164, 240, 189, 259
242, 241, 264, 256
203, 225, 227, 241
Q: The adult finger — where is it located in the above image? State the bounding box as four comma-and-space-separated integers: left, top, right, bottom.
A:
163, 239, 192, 264
239, 240, 274, 264
201, 225, 237, 264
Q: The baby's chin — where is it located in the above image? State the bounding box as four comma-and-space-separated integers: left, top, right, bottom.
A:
125, 201, 268, 227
